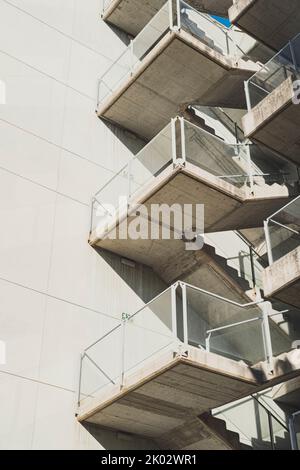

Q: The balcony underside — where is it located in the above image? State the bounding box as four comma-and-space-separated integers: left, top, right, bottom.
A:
78, 348, 259, 441
98, 31, 257, 139
91, 163, 292, 280
78, 346, 300, 444
104, 0, 232, 36
273, 377, 300, 411
243, 78, 300, 166
229, 0, 300, 51
263, 246, 300, 309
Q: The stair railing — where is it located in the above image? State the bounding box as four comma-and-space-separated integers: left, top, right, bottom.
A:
289, 410, 300, 450
264, 195, 300, 266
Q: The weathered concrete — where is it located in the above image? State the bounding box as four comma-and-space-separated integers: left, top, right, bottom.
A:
243, 77, 300, 166
98, 30, 259, 139
263, 245, 300, 309
273, 376, 300, 412
229, 0, 300, 51
78, 346, 300, 446
78, 347, 260, 440
90, 161, 294, 281
103, 0, 232, 36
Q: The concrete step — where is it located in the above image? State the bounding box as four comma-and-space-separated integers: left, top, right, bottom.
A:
181, 12, 224, 56
185, 107, 225, 141
199, 411, 252, 450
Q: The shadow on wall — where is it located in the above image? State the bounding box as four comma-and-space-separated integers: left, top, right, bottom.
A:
95, 247, 168, 304
101, 119, 148, 155
82, 423, 159, 450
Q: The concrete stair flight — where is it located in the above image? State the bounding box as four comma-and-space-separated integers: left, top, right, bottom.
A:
199, 411, 252, 450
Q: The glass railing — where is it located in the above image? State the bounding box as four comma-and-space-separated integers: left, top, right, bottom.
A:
78, 285, 176, 405
90, 117, 297, 238
213, 393, 291, 450
97, 0, 248, 107
264, 196, 300, 265
90, 121, 173, 234
78, 281, 287, 407
245, 33, 300, 110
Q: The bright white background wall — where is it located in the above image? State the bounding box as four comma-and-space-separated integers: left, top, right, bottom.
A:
0, 0, 158, 449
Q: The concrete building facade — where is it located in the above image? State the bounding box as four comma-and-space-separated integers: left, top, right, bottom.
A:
0, 0, 300, 450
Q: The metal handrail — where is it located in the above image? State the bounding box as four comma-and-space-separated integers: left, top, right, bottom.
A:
182, 281, 264, 308
266, 195, 300, 223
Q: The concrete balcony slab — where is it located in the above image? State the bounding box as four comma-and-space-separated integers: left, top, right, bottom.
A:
229, 0, 300, 51
98, 30, 258, 140
78, 345, 300, 442
243, 77, 300, 166
90, 161, 293, 279
263, 245, 300, 309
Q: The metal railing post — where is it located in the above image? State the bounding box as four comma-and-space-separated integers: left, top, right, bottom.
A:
179, 116, 186, 164
289, 411, 300, 450
249, 245, 256, 288
77, 353, 84, 407
171, 117, 177, 165
180, 282, 188, 347
176, 0, 181, 30
171, 283, 178, 338
246, 144, 255, 194
244, 80, 251, 112
261, 302, 274, 374
120, 319, 126, 389
290, 40, 299, 75
264, 219, 274, 266
168, 0, 174, 29
130, 40, 134, 75
267, 410, 276, 450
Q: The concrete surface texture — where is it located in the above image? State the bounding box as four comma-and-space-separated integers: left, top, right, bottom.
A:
78, 346, 300, 449
104, 0, 233, 36
263, 245, 300, 309
99, 30, 259, 139
0, 0, 299, 452
243, 77, 300, 165
229, 0, 300, 51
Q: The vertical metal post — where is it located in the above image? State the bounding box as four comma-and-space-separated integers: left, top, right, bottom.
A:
90, 198, 95, 235
176, 0, 181, 30
246, 144, 255, 194
290, 39, 299, 75
168, 0, 174, 30
289, 413, 300, 450
249, 245, 256, 288
268, 410, 276, 450
244, 80, 251, 112
96, 78, 101, 108
261, 302, 274, 374
120, 320, 126, 389
179, 117, 186, 164
171, 283, 178, 339
181, 283, 188, 347
77, 353, 84, 407
171, 117, 177, 165
264, 219, 274, 266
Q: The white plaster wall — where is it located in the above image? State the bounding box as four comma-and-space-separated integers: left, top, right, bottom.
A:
0, 0, 158, 450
